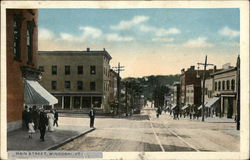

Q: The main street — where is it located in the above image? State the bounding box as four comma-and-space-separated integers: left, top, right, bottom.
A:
57, 107, 239, 152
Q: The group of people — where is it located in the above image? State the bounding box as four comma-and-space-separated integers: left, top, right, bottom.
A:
22, 106, 59, 141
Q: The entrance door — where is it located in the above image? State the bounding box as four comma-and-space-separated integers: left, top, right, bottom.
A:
64, 96, 70, 109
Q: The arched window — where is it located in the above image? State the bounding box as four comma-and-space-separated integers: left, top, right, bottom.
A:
218, 81, 221, 91
226, 80, 230, 90
222, 81, 225, 90
231, 79, 235, 90
215, 82, 217, 91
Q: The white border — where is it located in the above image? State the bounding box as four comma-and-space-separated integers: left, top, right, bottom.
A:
1, 1, 249, 160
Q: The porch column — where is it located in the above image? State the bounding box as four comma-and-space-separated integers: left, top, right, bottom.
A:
62, 96, 64, 109
70, 96, 73, 109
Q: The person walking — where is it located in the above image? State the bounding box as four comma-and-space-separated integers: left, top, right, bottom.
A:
28, 119, 35, 139
22, 106, 30, 129
53, 109, 59, 127
39, 109, 48, 142
47, 110, 55, 132
89, 107, 95, 128
32, 106, 40, 130
156, 107, 161, 118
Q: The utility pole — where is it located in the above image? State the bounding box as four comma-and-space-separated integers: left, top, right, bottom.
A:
125, 81, 128, 116
198, 55, 214, 122
236, 55, 240, 130
112, 62, 124, 115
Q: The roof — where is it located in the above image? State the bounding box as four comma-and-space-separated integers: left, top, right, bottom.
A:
38, 49, 112, 60
212, 67, 237, 75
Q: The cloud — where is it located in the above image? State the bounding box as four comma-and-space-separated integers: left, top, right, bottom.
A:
140, 25, 181, 37
218, 26, 239, 39
183, 37, 213, 48
110, 15, 149, 30
38, 28, 55, 40
106, 33, 134, 42
79, 26, 103, 39
152, 37, 174, 42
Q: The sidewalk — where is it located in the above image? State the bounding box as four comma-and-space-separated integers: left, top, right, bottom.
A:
8, 125, 95, 150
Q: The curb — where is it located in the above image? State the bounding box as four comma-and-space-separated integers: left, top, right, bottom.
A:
47, 128, 96, 150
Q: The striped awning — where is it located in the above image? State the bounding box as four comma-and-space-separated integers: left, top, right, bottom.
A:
24, 79, 58, 105
181, 105, 189, 110
205, 97, 220, 108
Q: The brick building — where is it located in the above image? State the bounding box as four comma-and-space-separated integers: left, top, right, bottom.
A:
7, 9, 57, 131
37, 48, 112, 113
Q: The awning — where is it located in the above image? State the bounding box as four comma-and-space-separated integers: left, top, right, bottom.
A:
181, 105, 189, 110
24, 79, 58, 105
205, 97, 220, 108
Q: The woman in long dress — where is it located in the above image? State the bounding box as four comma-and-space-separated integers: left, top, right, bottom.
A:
47, 110, 55, 131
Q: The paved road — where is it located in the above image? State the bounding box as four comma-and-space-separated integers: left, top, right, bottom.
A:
57, 107, 239, 152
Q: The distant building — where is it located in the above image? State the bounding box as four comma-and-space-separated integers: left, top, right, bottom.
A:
37, 48, 112, 113
212, 67, 237, 119
7, 9, 57, 132
109, 69, 118, 104
172, 82, 180, 112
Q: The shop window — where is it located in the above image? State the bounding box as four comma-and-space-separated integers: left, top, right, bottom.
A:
78, 66, 83, 75
77, 81, 83, 90
90, 81, 96, 91
90, 66, 96, 74
65, 65, 70, 75
65, 81, 71, 89
52, 65, 57, 75
51, 81, 57, 90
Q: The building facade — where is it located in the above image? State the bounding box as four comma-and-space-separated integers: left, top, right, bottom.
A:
172, 82, 180, 112
37, 48, 112, 113
7, 9, 39, 131
213, 67, 237, 118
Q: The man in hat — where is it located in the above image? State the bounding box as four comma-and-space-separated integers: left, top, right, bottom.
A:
39, 109, 48, 142
89, 107, 96, 128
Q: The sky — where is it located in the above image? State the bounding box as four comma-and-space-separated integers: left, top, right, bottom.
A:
38, 9, 240, 78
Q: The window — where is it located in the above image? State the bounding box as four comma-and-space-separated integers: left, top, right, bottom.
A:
78, 66, 83, 75
38, 66, 44, 72
226, 80, 230, 90
231, 79, 235, 90
222, 81, 225, 90
51, 81, 57, 90
65, 81, 71, 89
65, 66, 70, 75
90, 66, 96, 74
77, 81, 83, 90
215, 82, 217, 91
218, 81, 221, 91
27, 20, 34, 64
90, 81, 96, 90
13, 14, 22, 60
52, 65, 57, 75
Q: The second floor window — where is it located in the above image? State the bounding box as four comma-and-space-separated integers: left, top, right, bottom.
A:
78, 66, 83, 75
231, 79, 235, 90
226, 80, 230, 90
218, 81, 221, 91
215, 82, 217, 91
65, 66, 70, 75
27, 20, 34, 64
77, 81, 83, 90
65, 81, 71, 89
90, 81, 96, 91
52, 65, 57, 75
13, 14, 22, 60
51, 81, 57, 90
222, 81, 225, 90
90, 66, 96, 74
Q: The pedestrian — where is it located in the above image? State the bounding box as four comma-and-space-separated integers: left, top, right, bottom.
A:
47, 110, 55, 132
28, 119, 35, 139
22, 106, 30, 129
32, 106, 40, 130
156, 107, 161, 118
39, 109, 48, 142
89, 107, 95, 128
53, 109, 59, 127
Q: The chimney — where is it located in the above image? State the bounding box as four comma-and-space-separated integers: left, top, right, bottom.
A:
103, 48, 106, 51
87, 48, 90, 52
181, 68, 185, 73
